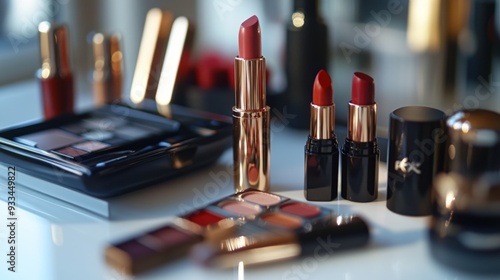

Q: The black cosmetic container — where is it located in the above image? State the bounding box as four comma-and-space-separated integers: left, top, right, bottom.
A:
386, 106, 447, 216
340, 72, 379, 203
445, 109, 500, 177
285, 0, 328, 129
429, 108, 500, 272
341, 140, 379, 202
430, 172, 500, 274
305, 137, 339, 201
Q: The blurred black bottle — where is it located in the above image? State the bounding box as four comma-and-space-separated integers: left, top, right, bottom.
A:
285, 0, 329, 129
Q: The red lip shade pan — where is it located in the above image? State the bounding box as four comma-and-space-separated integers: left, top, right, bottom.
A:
280, 202, 321, 219
184, 209, 225, 227
106, 189, 332, 275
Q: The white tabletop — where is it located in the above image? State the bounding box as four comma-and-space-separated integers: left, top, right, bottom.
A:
0, 81, 497, 280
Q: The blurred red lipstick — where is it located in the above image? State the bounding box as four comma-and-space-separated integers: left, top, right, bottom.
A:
38, 22, 74, 119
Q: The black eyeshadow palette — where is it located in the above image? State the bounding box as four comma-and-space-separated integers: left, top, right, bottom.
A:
0, 101, 232, 197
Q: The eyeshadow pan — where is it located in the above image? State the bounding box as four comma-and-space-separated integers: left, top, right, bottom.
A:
114, 125, 154, 140
220, 201, 261, 216
194, 127, 216, 136
74, 141, 110, 152
81, 130, 114, 141
133, 122, 164, 133
242, 191, 281, 206
82, 116, 127, 131
261, 212, 303, 229
148, 226, 195, 248
102, 137, 129, 145
53, 146, 89, 158
184, 209, 225, 227
280, 202, 321, 218
15, 129, 84, 150
60, 122, 89, 134
114, 240, 156, 261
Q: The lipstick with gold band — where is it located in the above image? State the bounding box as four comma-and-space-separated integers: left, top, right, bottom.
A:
233, 15, 270, 192
304, 69, 339, 201
341, 72, 379, 202
91, 32, 123, 106
38, 21, 74, 119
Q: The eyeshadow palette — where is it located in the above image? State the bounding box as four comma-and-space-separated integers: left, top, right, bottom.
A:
0, 101, 232, 197
105, 189, 362, 275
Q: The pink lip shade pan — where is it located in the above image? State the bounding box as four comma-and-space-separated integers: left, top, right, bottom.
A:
217, 191, 324, 220
241, 191, 281, 206
53, 146, 89, 157
219, 201, 261, 216
280, 202, 321, 219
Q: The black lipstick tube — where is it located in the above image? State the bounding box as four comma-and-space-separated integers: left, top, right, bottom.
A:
304, 103, 339, 201
341, 103, 379, 202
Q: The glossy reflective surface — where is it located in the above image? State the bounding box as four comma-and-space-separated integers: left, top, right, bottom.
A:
1, 115, 498, 280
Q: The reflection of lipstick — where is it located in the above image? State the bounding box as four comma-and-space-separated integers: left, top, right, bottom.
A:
304, 69, 339, 201
130, 9, 173, 105
233, 15, 270, 193
91, 33, 123, 106
341, 72, 379, 202
38, 22, 74, 119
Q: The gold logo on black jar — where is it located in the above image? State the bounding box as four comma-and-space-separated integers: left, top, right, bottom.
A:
395, 157, 421, 175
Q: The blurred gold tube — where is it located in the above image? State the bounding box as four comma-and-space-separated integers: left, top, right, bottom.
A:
130, 8, 173, 104
92, 33, 123, 105
407, 0, 443, 52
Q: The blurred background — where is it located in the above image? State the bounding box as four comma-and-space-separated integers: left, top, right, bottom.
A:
0, 0, 499, 136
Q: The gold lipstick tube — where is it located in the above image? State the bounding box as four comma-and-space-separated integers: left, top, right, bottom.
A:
310, 104, 335, 140
347, 103, 377, 142
233, 57, 270, 192
342, 102, 379, 202
92, 33, 123, 105
38, 22, 74, 119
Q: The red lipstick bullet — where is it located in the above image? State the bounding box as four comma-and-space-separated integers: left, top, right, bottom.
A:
238, 15, 262, 59
304, 69, 339, 201
341, 72, 379, 202
312, 70, 333, 106
351, 72, 375, 106
233, 15, 270, 193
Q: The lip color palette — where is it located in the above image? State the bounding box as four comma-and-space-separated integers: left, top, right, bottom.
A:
105, 189, 335, 275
